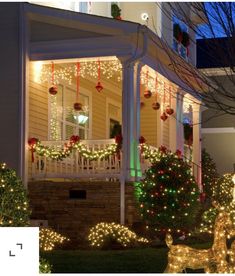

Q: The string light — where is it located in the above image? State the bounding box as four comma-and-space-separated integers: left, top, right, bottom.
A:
0, 163, 30, 226
39, 258, 52, 273
39, 228, 69, 251
88, 222, 149, 248
165, 212, 235, 273
28, 136, 118, 161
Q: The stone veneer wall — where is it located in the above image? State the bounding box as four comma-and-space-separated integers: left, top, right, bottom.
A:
28, 180, 141, 248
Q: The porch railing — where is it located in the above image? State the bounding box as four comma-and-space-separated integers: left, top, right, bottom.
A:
139, 144, 201, 186
30, 140, 201, 185
31, 139, 121, 179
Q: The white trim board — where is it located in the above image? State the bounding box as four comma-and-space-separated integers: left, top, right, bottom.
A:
202, 127, 235, 134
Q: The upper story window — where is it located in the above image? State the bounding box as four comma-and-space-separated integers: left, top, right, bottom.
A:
172, 16, 190, 60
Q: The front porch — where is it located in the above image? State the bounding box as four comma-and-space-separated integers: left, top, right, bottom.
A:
28, 56, 202, 185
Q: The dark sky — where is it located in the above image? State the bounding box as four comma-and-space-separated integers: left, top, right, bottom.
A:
196, 2, 235, 39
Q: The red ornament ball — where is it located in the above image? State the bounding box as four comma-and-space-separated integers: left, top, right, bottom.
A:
160, 112, 168, 121
144, 90, 152, 99
95, 81, 103, 92
49, 85, 58, 95
74, 102, 83, 111
152, 102, 160, 110
166, 106, 174, 115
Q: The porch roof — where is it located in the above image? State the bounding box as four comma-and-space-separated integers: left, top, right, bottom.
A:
24, 3, 204, 101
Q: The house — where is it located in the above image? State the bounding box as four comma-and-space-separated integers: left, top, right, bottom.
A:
0, 2, 204, 245
197, 37, 235, 175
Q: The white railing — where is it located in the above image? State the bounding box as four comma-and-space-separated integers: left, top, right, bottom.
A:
31, 139, 121, 180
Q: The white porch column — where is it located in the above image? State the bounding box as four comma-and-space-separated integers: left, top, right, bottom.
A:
119, 60, 142, 224
121, 60, 142, 181
192, 104, 202, 191
176, 92, 185, 153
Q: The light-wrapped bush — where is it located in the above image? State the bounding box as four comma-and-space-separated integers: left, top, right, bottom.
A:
39, 228, 69, 251
39, 257, 52, 273
88, 222, 149, 249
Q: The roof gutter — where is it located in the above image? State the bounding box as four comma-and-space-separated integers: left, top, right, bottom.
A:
124, 24, 148, 66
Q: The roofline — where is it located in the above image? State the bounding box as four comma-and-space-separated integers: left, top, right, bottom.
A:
23, 3, 142, 36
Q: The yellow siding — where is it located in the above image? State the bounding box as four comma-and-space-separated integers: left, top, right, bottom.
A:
140, 95, 159, 147
29, 67, 48, 140
162, 118, 170, 148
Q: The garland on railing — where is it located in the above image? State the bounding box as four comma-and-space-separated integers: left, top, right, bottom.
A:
28, 136, 118, 162
139, 142, 182, 163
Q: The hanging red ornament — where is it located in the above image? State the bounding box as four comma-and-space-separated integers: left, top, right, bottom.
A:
74, 62, 83, 111
49, 62, 57, 95
49, 85, 57, 95
166, 106, 174, 115
95, 81, 103, 92
152, 75, 160, 110
95, 59, 103, 92
165, 86, 174, 115
152, 102, 160, 110
74, 102, 83, 111
144, 90, 152, 98
161, 112, 168, 121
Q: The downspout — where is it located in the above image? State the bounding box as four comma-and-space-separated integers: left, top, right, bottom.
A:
120, 24, 148, 225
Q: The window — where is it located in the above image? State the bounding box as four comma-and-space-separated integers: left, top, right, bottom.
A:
49, 85, 90, 141
172, 15, 190, 60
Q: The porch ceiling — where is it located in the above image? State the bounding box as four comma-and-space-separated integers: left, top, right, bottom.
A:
30, 21, 110, 42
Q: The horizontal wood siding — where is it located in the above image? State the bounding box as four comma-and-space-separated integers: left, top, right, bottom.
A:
140, 95, 158, 147
162, 118, 170, 148
29, 63, 48, 140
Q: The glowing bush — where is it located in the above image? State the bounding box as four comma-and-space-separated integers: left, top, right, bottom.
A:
88, 222, 149, 248
39, 257, 52, 273
39, 228, 69, 251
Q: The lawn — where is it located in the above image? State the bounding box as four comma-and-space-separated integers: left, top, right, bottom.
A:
41, 243, 211, 273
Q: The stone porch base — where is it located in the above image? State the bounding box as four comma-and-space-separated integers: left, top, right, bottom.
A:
28, 180, 141, 248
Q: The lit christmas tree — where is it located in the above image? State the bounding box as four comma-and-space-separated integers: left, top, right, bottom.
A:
0, 163, 30, 226
199, 173, 235, 234
201, 149, 219, 201
135, 146, 200, 238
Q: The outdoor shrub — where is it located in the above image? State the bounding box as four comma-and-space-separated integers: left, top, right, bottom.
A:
39, 257, 52, 273
88, 222, 149, 249
40, 228, 70, 251
0, 163, 30, 226
135, 146, 200, 238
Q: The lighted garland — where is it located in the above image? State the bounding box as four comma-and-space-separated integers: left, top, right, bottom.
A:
39, 228, 70, 251
88, 222, 149, 249
0, 163, 30, 226
135, 146, 200, 237
28, 136, 118, 162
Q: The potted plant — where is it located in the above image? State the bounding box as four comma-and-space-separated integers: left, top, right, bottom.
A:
111, 3, 122, 20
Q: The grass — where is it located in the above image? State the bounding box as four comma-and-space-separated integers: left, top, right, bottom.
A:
41, 243, 212, 273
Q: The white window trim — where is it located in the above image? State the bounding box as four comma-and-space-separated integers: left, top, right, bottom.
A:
48, 80, 92, 140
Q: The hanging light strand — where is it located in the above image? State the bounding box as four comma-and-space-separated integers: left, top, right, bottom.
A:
51, 62, 55, 85
76, 62, 80, 102
155, 74, 158, 101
